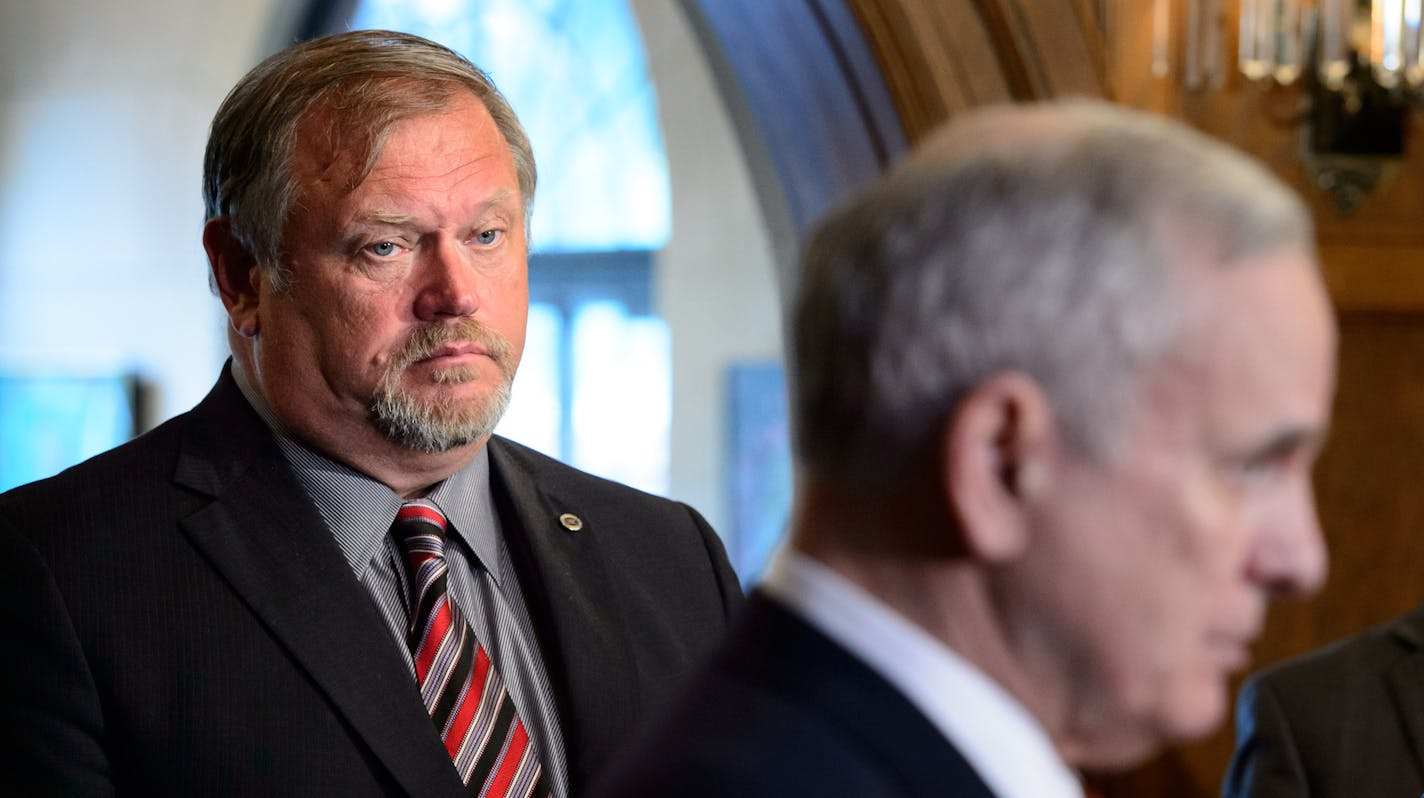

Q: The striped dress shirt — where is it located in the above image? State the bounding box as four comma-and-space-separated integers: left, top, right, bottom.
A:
232, 365, 569, 798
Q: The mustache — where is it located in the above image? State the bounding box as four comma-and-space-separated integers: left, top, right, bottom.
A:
392, 318, 513, 370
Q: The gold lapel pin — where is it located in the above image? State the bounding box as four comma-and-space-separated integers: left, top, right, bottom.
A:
558, 513, 584, 532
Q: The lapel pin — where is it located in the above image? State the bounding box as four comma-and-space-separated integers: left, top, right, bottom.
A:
558, 513, 584, 532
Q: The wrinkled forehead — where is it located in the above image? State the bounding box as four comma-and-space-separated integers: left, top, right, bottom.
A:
291, 80, 469, 194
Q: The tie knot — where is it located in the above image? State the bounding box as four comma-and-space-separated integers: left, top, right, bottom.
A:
391, 500, 449, 564
395, 500, 447, 532
390, 501, 451, 626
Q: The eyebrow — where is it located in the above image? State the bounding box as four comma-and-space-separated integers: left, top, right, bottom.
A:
356, 211, 415, 227
1241, 423, 1329, 464
354, 189, 518, 228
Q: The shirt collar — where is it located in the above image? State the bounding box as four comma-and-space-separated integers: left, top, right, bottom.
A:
230, 358, 503, 581
760, 549, 1084, 798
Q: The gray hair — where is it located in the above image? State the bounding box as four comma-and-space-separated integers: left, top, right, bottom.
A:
202, 29, 536, 289
793, 99, 1314, 489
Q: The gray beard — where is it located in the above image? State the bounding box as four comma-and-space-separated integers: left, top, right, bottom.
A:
368, 319, 515, 453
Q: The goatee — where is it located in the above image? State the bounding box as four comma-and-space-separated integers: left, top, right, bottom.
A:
369, 318, 515, 453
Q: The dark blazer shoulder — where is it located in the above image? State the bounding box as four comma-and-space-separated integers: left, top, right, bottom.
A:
0, 367, 278, 555
483, 434, 744, 793
593, 590, 993, 797
0, 387, 222, 565
1250, 605, 1424, 693
1226, 605, 1424, 798
0, 369, 462, 797
487, 433, 741, 612
0, 408, 187, 510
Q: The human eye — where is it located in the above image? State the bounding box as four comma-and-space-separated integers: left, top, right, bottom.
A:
364, 240, 402, 258
473, 228, 503, 247
1225, 439, 1311, 490
1234, 456, 1284, 483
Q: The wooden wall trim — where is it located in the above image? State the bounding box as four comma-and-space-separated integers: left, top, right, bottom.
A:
998, 0, 1107, 97
676, 0, 908, 294
847, 0, 1108, 141
677, 0, 906, 234
1321, 244, 1424, 312
809, 0, 909, 169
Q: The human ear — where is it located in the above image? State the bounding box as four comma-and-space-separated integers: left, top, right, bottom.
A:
204, 218, 263, 338
940, 371, 1054, 563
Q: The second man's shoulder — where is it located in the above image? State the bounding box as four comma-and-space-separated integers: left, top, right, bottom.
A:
1247, 605, 1424, 697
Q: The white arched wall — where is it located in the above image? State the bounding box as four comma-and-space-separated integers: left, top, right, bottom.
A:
630, 0, 785, 542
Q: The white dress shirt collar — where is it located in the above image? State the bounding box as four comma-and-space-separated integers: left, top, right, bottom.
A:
760, 549, 1084, 798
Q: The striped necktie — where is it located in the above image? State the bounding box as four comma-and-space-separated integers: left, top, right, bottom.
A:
390, 500, 549, 798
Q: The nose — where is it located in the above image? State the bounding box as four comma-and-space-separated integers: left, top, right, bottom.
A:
414, 238, 478, 321
1246, 485, 1328, 599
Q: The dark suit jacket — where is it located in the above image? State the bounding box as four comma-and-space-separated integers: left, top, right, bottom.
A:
590, 589, 996, 797
1224, 604, 1424, 798
1, 367, 742, 797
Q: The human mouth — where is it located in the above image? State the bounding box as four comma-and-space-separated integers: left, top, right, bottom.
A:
393, 319, 513, 380
1209, 632, 1255, 672
416, 342, 490, 364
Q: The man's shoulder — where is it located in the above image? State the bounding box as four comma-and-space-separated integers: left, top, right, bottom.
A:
0, 369, 255, 516
1248, 606, 1424, 695
0, 408, 203, 575
594, 597, 879, 794
720, 594, 965, 751
0, 410, 190, 510
592, 592, 985, 797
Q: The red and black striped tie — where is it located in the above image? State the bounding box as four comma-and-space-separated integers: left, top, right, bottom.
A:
390, 501, 549, 798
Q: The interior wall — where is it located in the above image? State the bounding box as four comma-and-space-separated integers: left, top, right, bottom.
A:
629, 0, 784, 540
0, 0, 296, 424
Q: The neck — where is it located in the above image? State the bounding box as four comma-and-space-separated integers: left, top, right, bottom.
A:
317, 433, 484, 499
789, 478, 1080, 766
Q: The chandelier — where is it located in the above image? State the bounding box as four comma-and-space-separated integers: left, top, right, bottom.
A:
1147, 0, 1420, 211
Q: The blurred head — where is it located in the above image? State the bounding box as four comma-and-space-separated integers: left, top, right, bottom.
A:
792, 100, 1336, 766
202, 31, 535, 490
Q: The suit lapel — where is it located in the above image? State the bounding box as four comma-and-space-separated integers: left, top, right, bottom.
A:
1385, 607, 1424, 777
486, 438, 639, 787
173, 371, 465, 797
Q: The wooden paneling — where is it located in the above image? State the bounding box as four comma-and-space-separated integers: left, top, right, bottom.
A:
848, 0, 1012, 137
1107, 0, 1424, 306
993, 0, 1107, 97
1322, 244, 1424, 312
846, 0, 1109, 140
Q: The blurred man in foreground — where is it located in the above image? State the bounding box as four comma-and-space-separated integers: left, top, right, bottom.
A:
1, 29, 740, 797
595, 99, 1337, 797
